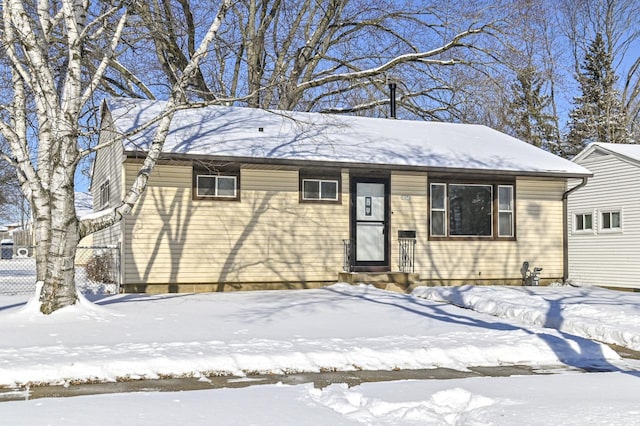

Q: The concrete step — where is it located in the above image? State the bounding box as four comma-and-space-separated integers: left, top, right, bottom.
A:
337, 272, 420, 293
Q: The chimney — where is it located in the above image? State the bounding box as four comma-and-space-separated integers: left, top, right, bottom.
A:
388, 82, 397, 119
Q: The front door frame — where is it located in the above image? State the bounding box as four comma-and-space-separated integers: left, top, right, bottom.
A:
350, 175, 391, 272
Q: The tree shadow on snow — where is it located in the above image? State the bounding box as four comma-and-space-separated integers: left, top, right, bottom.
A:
430, 285, 640, 377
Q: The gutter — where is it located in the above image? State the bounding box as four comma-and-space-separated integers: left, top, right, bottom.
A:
562, 176, 589, 283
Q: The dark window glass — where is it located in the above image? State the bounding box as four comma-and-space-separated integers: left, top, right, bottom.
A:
303, 180, 320, 199
448, 185, 492, 236
321, 181, 338, 200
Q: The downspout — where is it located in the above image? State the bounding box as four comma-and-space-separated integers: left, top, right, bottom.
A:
562, 177, 589, 283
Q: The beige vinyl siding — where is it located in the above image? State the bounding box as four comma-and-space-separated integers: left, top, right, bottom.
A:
568, 154, 640, 288
390, 172, 428, 271
123, 164, 349, 285
90, 111, 123, 248
412, 178, 565, 283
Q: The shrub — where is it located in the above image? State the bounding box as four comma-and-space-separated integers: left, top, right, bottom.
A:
86, 251, 115, 283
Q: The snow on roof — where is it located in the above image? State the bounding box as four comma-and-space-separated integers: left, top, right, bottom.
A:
74, 192, 93, 217
578, 142, 640, 164
105, 98, 591, 177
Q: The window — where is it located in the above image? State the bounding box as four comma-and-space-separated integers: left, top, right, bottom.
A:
299, 173, 341, 203
498, 185, 514, 237
601, 210, 621, 231
449, 184, 492, 236
429, 181, 515, 239
196, 175, 237, 198
99, 180, 110, 209
192, 164, 240, 201
430, 183, 446, 236
574, 212, 593, 232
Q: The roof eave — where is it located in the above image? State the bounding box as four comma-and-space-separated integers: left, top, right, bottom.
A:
575, 143, 640, 168
123, 150, 592, 179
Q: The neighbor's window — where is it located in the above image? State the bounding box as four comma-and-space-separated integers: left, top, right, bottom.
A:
300, 174, 341, 203
99, 180, 110, 209
429, 181, 515, 239
574, 212, 593, 232
197, 175, 237, 198
601, 210, 621, 231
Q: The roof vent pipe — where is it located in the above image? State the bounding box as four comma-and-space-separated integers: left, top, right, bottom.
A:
388, 82, 397, 119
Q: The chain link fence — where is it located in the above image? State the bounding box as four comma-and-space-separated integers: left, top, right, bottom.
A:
0, 245, 120, 296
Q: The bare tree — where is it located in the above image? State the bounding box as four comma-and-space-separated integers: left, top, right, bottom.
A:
0, 0, 232, 314
130, 0, 502, 120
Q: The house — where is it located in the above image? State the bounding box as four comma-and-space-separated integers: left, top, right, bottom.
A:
568, 142, 640, 290
92, 98, 591, 293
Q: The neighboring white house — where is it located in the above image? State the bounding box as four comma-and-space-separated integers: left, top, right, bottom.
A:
568, 142, 640, 289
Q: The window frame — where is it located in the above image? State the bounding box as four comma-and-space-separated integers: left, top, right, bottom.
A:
572, 211, 594, 234
299, 172, 342, 204
599, 209, 622, 233
428, 179, 516, 241
497, 184, 515, 238
192, 164, 240, 201
430, 183, 447, 236
99, 180, 110, 210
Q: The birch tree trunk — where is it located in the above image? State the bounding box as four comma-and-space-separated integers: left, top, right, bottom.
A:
0, 0, 232, 314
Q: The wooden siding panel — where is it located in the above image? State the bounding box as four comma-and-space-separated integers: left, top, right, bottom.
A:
568, 155, 640, 288
390, 172, 428, 272
123, 166, 349, 284
123, 163, 567, 287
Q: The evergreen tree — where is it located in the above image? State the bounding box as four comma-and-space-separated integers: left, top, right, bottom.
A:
564, 33, 630, 158
505, 65, 559, 153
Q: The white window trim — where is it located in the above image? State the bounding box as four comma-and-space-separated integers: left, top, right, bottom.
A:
572, 210, 595, 234
497, 185, 514, 237
196, 174, 237, 198
99, 180, 110, 210
302, 178, 339, 201
599, 208, 623, 234
430, 183, 447, 236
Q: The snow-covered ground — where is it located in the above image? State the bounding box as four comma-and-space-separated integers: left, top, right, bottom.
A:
1, 283, 640, 425
413, 284, 640, 351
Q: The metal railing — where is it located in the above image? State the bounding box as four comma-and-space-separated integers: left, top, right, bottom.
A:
0, 245, 120, 296
398, 237, 416, 273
